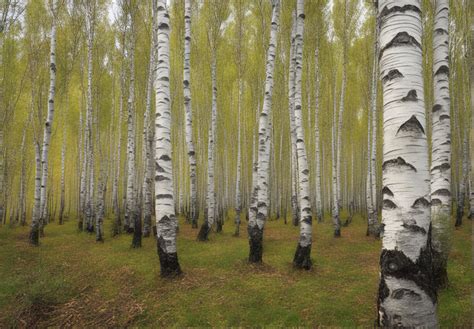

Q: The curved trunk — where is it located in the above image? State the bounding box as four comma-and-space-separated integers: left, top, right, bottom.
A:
248, 0, 280, 263
155, 0, 181, 277
377, 1, 437, 326
430, 0, 451, 288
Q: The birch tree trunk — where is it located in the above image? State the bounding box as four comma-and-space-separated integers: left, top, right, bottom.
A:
29, 142, 42, 245
288, 10, 299, 227
430, 0, 451, 289
292, 0, 312, 269
313, 43, 322, 223
59, 129, 65, 225
455, 134, 468, 227
248, 0, 280, 263
183, 0, 198, 228
30, 0, 56, 244
336, 0, 348, 214
126, 6, 140, 245
377, 1, 437, 326
155, 0, 181, 277
197, 57, 217, 241
234, 77, 242, 236
142, 0, 157, 238
332, 71, 341, 237
367, 3, 380, 237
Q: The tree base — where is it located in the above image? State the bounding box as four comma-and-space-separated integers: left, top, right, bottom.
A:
455, 207, 463, 227
29, 227, 39, 246
293, 243, 312, 270
432, 250, 448, 290
334, 228, 341, 237
131, 213, 142, 248
157, 242, 182, 278
197, 221, 210, 241
216, 220, 223, 233
366, 223, 381, 238
248, 225, 263, 263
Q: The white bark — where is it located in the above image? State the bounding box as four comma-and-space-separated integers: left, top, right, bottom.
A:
430, 0, 451, 286
377, 1, 437, 326
314, 44, 322, 223
247, 0, 279, 262
38, 0, 57, 230
142, 0, 158, 237
288, 10, 299, 226
30, 142, 42, 244
125, 10, 137, 232
367, 4, 379, 236
183, 0, 198, 227
332, 71, 341, 237
155, 0, 181, 277
292, 0, 312, 269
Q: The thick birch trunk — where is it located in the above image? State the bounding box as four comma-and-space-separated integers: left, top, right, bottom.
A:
292, 0, 312, 269
377, 1, 437, 326
36, 0, 57, 238
155, 0, 181, 277
183, 0, 198, 228
430, 0, 451, 288
248, 0, 280, 263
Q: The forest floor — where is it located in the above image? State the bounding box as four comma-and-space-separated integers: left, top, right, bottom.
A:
0, 213, 471, 327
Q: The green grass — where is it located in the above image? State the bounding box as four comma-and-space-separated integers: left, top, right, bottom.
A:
0, 214, 471, 327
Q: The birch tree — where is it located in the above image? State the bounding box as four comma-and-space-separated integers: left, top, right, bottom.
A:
183, 0, 198, 228
155, 0, 181, 277
313, 41, 322, 223
430, 0, 451, 289
366, 1, 380, 237
377, 0, 437, 326
248, 0, 279, 263
29, 0, 57, 244
292, 0, 312, 269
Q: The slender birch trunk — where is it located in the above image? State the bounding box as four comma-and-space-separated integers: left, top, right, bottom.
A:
247, 0, 280, 263
336, 0, 348, 214
29, 142, 42, 245
332, 70, 341, 237
30, 0, 56, 244
377, 1, 437, 326
314, 43, 322, 223
292, 0, 312, 269
59, 128, 65, 225
288, 10, 299, 227
126, 7, 139, 243
183, 0, 198, 228
455, 134, 468, 227
430, 0, 451, 288
234, 77, 242, 236
367, 3, 380, 237
155, 0, 181, 277
142, 1, 157, 238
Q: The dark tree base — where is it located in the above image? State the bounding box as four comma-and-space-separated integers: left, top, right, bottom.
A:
248, 225, 263, 263
86, 224, 94, 233
293, 243, 312, 270
143, 214, 151, 238
96, 236, 104, 243
77, 220, 83, 231
455, 207, 463, 227
216, 220, 223, 233
157, 243, 182, 278
29, 227, 39, 246
334, 228, 341, 237
366, 224, 381, 238
197, 221, 210, 241
131, 213, 142, 248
